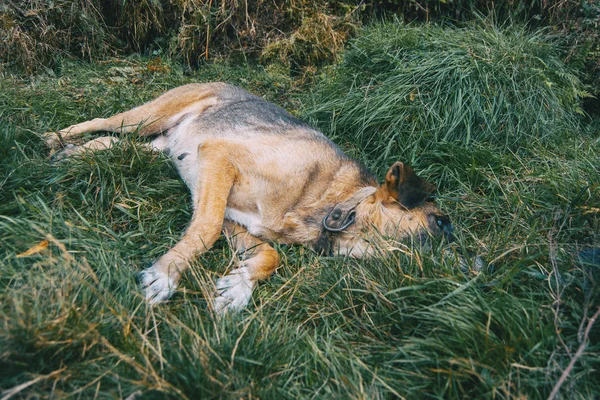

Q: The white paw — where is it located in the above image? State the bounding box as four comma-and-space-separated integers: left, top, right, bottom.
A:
214, 267, 255, 314
50, 144, 79, 162
43, 132, 63, 149
138, 266, 177, 305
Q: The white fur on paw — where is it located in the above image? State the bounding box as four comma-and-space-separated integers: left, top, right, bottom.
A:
138, 266, 177, 305
43, 132, 62, 149
50, 144, 79, 162
214, 267, 254, 314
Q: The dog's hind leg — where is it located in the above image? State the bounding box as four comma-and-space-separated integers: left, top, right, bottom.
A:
214, 220, 280, 314
44, 84, 219, 149
49, 134, 171, 161
138, 139, 237, 304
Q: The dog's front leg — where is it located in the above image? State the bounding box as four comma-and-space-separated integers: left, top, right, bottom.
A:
139, 140, 237, 304
215, 220, 280, 313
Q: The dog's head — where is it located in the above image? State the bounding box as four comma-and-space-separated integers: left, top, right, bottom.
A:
317, 162, 453, 257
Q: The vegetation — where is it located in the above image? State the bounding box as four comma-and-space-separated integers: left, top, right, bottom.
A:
0, 14, 599, 400
0, 0, 362, 73
305, 20, 589, 155
1, 1, 598, 108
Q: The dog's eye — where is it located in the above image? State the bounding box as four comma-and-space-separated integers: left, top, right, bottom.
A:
436, 218, 444, 227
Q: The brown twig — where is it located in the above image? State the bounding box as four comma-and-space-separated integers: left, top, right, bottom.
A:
1, 368, 67, 400
548, 306, 600, 400
205, 0, 213, 61
412, 1, 429, 23
548, 218, 570, 356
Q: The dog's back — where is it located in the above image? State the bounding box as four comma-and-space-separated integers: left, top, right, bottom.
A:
190, 84, 328, 141
155, 84, 366, 195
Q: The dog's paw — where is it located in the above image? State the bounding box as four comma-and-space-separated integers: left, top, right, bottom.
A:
43, 132, 63, 149
137, 266, 177, 305
214, 267, 255, 314
49, 144, 79, 162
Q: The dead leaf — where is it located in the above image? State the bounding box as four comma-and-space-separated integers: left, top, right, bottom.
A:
16, 240, 49, 258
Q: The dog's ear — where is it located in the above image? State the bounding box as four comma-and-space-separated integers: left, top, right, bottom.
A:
384, 162, 436, 209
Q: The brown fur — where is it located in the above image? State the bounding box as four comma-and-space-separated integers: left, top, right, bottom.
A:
45, 83, 452, 313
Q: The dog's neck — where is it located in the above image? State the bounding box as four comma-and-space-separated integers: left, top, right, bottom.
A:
321, 161, 377, 203
278, 160, 378, 245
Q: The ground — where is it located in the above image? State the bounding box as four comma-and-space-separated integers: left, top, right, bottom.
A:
0, 58, 598, 399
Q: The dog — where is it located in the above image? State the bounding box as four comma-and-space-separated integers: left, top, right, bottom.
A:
44, 82, 453, 313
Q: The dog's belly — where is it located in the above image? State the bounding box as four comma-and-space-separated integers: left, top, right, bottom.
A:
152, 117, 202, 191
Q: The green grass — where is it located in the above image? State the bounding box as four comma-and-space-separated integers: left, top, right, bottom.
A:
304, 20, 590, 160
1, 51, 599, 399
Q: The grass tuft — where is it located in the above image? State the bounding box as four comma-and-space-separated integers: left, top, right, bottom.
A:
305, 19, 590, 157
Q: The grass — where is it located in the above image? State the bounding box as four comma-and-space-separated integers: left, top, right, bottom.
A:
0, 0, 361, 75
305, 20, 590, 157
1, 47, 599, 399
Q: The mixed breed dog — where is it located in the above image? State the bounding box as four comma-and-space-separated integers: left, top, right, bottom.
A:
45, 83, 454, 313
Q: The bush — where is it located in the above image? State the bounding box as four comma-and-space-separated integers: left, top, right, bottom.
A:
2, 1, 598, 110
387, 1, 600, 112
0, 0, 110, 73
0, 0, 362, 74
305, 20, 590, 158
